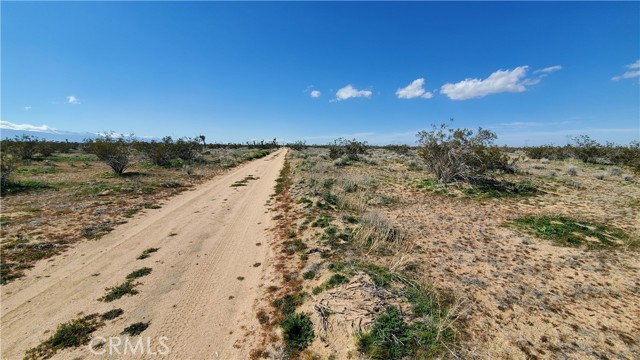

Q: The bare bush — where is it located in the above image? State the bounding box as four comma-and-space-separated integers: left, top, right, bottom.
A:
609, 166, 622, 176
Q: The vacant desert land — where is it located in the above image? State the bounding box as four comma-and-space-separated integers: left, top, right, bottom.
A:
1, 149, 285, 359
1, 146, 638, 360
256, 148, 639, 359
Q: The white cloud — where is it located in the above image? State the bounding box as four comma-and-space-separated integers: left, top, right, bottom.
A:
396, 78, 433, 99
335, 85, 372, 101
441, 66, 531, 100
627, 60, 640, 69
0, 120, 58, 133
66, 95, 81, 105
310, 90, 321, 98
534, 65, 562, 74
24, 106, 32, 111
612, 60, 640, 81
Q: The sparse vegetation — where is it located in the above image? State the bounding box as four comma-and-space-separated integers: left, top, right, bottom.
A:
511, 216, 633, 249
137, 247, 159, 260
24, 314, 104, 360
101, 308, 125, 320
126, 267, 152, 279
99, 280, 140, 302
121, 322, 150, 336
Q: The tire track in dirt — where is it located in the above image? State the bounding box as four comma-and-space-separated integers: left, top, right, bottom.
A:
0, 149, 287, 360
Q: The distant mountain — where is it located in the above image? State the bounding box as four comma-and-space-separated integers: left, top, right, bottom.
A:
0, 128, 99, 142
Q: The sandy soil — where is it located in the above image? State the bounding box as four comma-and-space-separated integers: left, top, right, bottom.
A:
272, 149, 639, 359
1, 149, 286, 359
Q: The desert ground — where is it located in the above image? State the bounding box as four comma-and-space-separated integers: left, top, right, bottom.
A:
1, 145, 639, 360
1, 149, 286, 359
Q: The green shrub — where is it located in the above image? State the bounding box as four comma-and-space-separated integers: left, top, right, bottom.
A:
88, 134, 133, 174
24, 314, 104, 360
281, 313, 315, 351
126, 267, 152, 279
99, 280, 140, 302
122, 322, 150, 336
273, 293, 305, 316
328, 138, 368, 161
101, 308, 124, 320
358, 308, 411, 360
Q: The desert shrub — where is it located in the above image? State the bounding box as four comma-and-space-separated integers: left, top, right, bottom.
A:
3, 135, 40, 160
385, 144, 410, 155
136, 137, 175, 166
416, 123, 509, 183
358, 307, 411, 359
273, 293, 305, 316
609, 166, 622, 176
566, 166, 578, 176
357, 305, 454, 360
0, 152, 17, 187
281, 313, 315, 351
571, 135, 603, 163
525, 145, 571, 160
328, 138, 368, 161
173, 137, 201, 161
88, 134, 133, 174
288, 140, 307, 151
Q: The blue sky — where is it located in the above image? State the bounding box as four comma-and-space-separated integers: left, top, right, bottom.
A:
2, 1, 639, 145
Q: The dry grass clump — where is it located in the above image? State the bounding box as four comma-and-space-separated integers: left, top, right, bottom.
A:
351, 211, 407, 254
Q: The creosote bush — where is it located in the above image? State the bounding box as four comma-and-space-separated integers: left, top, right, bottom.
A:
328, 138, 368, 161
417, 122, 509, 184
88, 134, 133, 174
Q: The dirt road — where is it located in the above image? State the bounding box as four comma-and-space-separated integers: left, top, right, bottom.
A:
1, 149, 287, 359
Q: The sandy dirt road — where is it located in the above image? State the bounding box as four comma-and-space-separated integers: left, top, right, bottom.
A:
1, 149, 287, 360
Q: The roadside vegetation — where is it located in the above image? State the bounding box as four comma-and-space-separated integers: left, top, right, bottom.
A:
0, 134, 278, 284
254, 124, 638, 359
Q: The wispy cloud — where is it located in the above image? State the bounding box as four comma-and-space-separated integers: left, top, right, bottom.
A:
334, 85, 372, 101
310, 90, 321, 98
66, 95, 81, 105
612, 60, 640, 81
440, 66, 530, 100
24, 106, 32, 111
534, 65, 562, 74
396, 78, 433, 99
500, 121, 544, 127
0, 120, 58, 133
